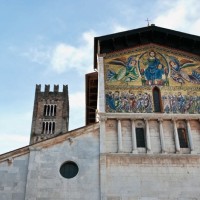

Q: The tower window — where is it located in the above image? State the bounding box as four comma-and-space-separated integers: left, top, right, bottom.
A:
178, 128, 188, 148
43, 104, 57, 117
42, 121, 56, 134
43, 105, 47, 116
136, 128, 145, 147
42, 122, 45, 134
53, 122, 55, 134
153, 87, 162, 112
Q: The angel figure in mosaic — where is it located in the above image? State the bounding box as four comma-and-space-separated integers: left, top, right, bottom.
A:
169, 57, 200, 85
107, 56, 139, 82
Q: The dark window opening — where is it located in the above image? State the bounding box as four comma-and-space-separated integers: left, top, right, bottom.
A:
45, 122, 48, 132
44, 104, 56, 117
53, 122, 55, 134
178, 128, 188, 148
60, 161, 79, 179
49, 122, 52, 133
43, 105, 47, 116
42, 122, 45, 134
136, 128, 145, 147
153, 87, 162, 112
54, 105, 57, 116
47, 105, 50, 116
50, 105, 53, 116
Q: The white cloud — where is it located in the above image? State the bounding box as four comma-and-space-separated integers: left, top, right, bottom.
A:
69, 92, 85, 109
21, 30, 97, 74
111, 23, 129, 33
22, 45, 52, 66
154, 0, 200, 34
50, 30, 96, 74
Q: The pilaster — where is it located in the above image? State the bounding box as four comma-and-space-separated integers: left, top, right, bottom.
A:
99, 116, 107, 154
172, 119, 180, 153
145, 119, 152, 154
97, 55, 105, 113
186, 120, 195, 154
158, 119, 166, 154
117, 119, 123, 153
131, 119, 138, 154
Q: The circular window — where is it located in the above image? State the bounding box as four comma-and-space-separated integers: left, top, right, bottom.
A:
60, 161, 79, 179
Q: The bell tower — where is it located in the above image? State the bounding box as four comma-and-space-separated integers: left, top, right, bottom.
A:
30, 84, 69, 144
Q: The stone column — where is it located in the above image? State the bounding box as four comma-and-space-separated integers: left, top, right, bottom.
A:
145, 119, 152, 153
47, 122, 50, 134
52, 105, 55, 116
173, 119, 180, 153
45, 122, 47, 134
186, 120, 195, 154
131, 119, 138, 154
100, 116, 107, 153
117, 119, 123, 153
50, 122, 53, 134
158, 119, 166, 154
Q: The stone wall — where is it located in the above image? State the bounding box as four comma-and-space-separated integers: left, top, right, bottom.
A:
0, 154, 29, 200
102, 154, 200, 200
0, 124, 100, 200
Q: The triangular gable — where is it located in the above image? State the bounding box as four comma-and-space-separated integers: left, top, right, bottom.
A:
94, 25, 200, 69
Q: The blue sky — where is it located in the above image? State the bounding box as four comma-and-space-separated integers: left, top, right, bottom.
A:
0, 0, 200, 154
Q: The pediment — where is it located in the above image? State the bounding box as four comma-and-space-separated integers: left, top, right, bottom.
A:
94, 25, 200, 69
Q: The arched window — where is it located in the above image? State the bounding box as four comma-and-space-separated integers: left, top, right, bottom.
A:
43, 104, 57, 117
153, 87, 162, 112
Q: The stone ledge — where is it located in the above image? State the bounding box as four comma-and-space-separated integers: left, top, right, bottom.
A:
98, 112, 200, 120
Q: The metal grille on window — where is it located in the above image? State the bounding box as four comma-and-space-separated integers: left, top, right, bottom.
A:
136, 128, 145, 147
178, 128, 188, 148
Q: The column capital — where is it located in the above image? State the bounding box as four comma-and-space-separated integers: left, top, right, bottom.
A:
172, 117, 177, 122
158, 118, 163, 122
99, 116, 107, 122
185, 118, 192, 122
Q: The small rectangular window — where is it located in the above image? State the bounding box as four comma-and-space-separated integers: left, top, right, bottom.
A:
177, 128, 188, 148
136, 128, 145, 147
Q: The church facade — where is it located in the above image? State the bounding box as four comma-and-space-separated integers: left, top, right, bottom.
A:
0, 25, 200, 200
